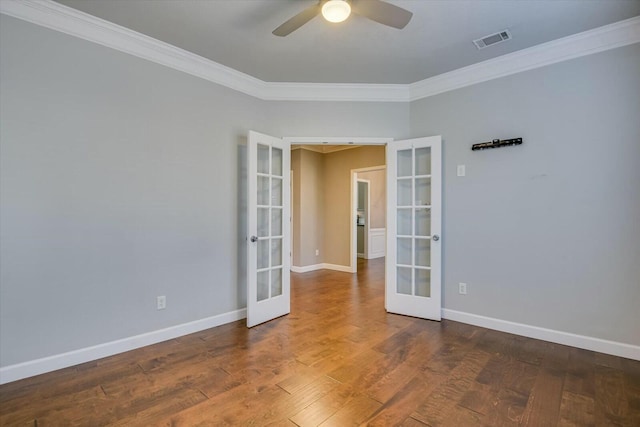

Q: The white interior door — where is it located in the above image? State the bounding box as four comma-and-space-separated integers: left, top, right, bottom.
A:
247, 131, 290, 327
386, 136, 442, 320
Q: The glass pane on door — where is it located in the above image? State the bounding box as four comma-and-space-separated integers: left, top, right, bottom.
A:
415, 269, 431, 297
415, 239, 431, 267
257, 208, 269, 237
415, 147, 431, 175
271, 268, 282, 297
415, 208, 431, 236
271, 239, 282, 267
254, 143, 286, 303
397, 267, 412, 295
272, 148, 283, 177
257, 240, 269, 269
257, 176, 269, 205
415, 177, 431, 206
271, 177, 283, 206
398, 149, 412, 177
397, 209, 412, 235
397, 237, 412, 265
394, 145, 433, 299
271, 208, 282, 236
397, 179, 412, 206
257, 144, 270, 174
257, 271, 269, 301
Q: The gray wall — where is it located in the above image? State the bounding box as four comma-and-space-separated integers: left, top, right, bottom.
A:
0, 15, 408, 367
0, 15, 266, 365
265, 101, 410, 139
410, 43, 640, 346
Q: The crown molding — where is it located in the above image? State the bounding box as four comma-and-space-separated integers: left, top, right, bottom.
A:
409, 15, 640, 101
2, 0, 639, 103
292, 145, 362, 154
0, 0, 265, 98
284, 137, 392, 145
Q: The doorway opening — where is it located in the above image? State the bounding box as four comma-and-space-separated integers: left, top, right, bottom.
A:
352, 166, 386, 272
286, 137, 391, 275
248, 131, 442, 327
356, 179, 369, 259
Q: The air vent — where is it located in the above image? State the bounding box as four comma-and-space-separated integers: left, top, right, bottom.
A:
473, 29, 512, 49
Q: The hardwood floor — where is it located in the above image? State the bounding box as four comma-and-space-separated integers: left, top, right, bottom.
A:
1, 258, 639, 426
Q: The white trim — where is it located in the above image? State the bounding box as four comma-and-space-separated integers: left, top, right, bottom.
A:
321, 263, 353, 273
351, 165, 386, 273
0, 0, 265, 98
291, 264, 322, 273
408, 16, 640, 101
442, 309, 640, 361
0, 0, 406, 102
290, 263, 353, 273
284, 137, 392, 145
291, 145, 361, 154
367, 228, 386, 259
356, 178, 371, 260
0, 308, 247, 385
3, 0, 637, 103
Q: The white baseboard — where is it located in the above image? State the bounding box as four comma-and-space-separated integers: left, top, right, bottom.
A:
291, 263, 354, 273
291, 264, 322, 273
323, 263, 354, 273
442, 309, 640, 361
0, 308, 247, 385
4, 305, 637, 385
357, 253, 365, 259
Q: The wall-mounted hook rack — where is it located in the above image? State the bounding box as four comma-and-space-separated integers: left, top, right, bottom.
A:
472, 137, 523, 151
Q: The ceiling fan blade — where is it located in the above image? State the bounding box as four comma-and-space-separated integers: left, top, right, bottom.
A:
273, 3, 321, 37
351, 0, 413, 29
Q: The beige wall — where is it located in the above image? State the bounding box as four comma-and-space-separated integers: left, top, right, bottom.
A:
323, 146, 386, 266
291, 149, 324, 267
291, 150, 301, 266
291, 146, 386, 268
357, 169, 386, 229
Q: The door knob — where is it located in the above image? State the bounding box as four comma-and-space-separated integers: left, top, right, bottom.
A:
250, 235, 258, 243
432, 234, 440, 241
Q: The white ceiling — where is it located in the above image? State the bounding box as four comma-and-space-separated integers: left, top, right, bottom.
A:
54, 0, 640, 85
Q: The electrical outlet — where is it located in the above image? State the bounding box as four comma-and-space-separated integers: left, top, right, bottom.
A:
457, 164, 466, 177
157, 295, 166, 310
458, 283, 467, 295
315, 249, 319, 256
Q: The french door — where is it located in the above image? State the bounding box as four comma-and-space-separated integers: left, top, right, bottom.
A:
247, 131, 291, 327
386, 136, 442, 320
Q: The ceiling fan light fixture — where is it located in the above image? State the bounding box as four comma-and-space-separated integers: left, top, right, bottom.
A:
322, 0, 351, 23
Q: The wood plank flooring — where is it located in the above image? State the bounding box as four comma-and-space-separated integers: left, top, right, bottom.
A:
1, 258, 639, 426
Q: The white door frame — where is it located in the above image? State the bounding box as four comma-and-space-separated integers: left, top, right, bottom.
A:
351, 166, 386, 270
283, 137, 392, 274
290, 170, 293, 268
356, 178, 370, 260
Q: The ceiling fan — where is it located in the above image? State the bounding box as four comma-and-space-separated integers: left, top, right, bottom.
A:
273, 0, 413, 37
